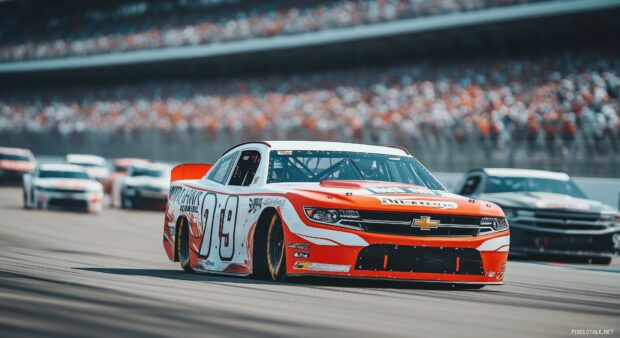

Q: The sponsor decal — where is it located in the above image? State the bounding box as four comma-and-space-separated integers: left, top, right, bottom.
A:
248, 198, 262, 214
198, 259, 215, 269
249, 197, 285, 214
377, 197, 457, 209
534, 200, 590, 210
288, 242, 311, 250
411, 216, 440, 230
180, 205, 199, 213
366, 186, 439, 195
293, 252, 310, 258
293, 261, 350, 273
169, 186, 204, 205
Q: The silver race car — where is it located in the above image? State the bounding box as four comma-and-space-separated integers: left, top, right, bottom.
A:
455, 168, 619, 264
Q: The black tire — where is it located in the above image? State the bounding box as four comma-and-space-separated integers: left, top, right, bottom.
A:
589, 256, 612, 265
177, 218, 194, 273
121, 191, 131, 210
23, 189, 29, 209
266, 214, 287, 281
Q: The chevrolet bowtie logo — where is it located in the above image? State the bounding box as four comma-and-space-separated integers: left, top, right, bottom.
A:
412, 216, 440, 230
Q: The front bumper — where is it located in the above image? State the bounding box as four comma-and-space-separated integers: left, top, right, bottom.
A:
509, 224, 620, 258
37, 190, 102, 213
124, 189, 167, 210
283, 225, 509, 284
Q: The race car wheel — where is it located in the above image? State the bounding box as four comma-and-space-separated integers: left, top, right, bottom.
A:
266, 214, 286, 281
23, 190, 29, 209
588, 256, 612, 265
177, 218, 193, 273
121, 192, 132, 210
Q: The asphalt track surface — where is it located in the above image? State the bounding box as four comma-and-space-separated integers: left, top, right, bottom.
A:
0, 188, 618, 338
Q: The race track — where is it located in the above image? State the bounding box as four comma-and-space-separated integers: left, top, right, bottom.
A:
0, 188, 618, 338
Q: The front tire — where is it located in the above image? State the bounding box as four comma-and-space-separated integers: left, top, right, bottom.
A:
266, 214, 286, 281
121, 191, 132, 210
177, 218, 194, 273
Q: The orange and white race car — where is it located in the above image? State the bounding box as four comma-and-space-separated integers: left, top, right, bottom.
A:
163, 141, 509, 286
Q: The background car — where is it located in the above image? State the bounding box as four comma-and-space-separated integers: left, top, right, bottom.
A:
23, 163, 103, 213
0, 147, 35, 185
103, 157, 150, 194
116, 163, 171, 210
455, 168, 620, 264
65, 154, 110, 184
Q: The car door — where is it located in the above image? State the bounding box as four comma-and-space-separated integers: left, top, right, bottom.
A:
217, 149, 262, 263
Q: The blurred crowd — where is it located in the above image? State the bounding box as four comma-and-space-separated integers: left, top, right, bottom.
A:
1, 0, 545, 62
1, 50, 619, 157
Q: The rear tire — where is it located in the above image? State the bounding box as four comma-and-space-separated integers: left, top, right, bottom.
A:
266, 214, 286, 281
177, 218, 194, 273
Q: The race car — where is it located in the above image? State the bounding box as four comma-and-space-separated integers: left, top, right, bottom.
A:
23, 163, 104, 213
65, 154, 110, 183
163, 141, 509, 286
115, 163, 171, 210
103, 157, 150, 194
0, 147, 36, 185
455, 168, 620, 264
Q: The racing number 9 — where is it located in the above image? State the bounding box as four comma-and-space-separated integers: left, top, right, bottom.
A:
219, 195, 238, 261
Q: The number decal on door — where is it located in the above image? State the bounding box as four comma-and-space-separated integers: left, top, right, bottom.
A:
199, 193, 217, 257
219, 195, 238, 261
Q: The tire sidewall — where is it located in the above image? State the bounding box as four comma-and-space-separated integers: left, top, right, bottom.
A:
266, 214, 286, 281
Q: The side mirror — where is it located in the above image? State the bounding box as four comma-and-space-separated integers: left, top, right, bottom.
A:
171, 163, 213, 183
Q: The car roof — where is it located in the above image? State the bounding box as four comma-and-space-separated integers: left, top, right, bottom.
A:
131, 162, 171, 171
229, 141, 409, 157
114, 158, 149, 166
478, 168, 570, 181
66, 154, 106, 164
39, 163, 87, 172
0, 147, 33, 156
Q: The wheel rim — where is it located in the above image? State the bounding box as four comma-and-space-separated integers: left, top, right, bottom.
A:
178, 221, 189, 265
268, 217, 284, 272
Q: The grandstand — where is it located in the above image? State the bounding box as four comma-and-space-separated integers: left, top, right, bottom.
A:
1, 0, 619, 177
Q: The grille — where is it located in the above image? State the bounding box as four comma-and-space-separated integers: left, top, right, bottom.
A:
355, 245, 484, 275
515, 210, 607, 231
340, 211, 489, 237
48, 198, 88, 209
48, 188, 85, 194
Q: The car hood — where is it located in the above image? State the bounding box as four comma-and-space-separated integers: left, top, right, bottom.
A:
34, 178, 101, 191
478, 191, 617, 214
267, 180, 503, 216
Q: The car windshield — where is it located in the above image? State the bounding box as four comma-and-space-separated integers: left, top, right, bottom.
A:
131, 168, 166, 178
267, 150, 444, 190
39, 170, 90, 180
0, 153, 30, 161
69, 162, 105, 168
483, 176, 587, 198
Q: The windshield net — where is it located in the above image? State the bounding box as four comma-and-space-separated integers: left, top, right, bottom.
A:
484, 176, 587, 198
267, 150, 444, 190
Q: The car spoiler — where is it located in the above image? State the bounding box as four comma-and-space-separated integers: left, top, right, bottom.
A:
170, 163, 213, 183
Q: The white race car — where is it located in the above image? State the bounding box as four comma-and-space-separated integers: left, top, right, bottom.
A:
23, 164, 104, 213
112, 163, 171, 210
66, 154, 110, 183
